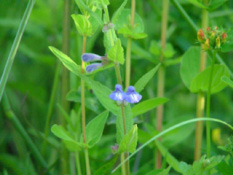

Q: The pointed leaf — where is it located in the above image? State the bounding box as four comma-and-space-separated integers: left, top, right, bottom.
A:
132, 97, 169, 117
190, 64, 230, 94
118, 125, 138, 153
107, 39, 124, 64
86, 111, 109, 147
221, 76, 233, 88
134, 64, 160, 92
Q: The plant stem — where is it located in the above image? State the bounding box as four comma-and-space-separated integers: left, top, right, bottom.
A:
2, 94, 48, 171
125, 0, 135, 88
81, 36, 91, 175
75, 152, 82, 175
0, 0, 35, 102
194, 2, 208, 160
61, 0, 71, 174
125, 38, 132, 88
206, 50, 216, 158
42, 61, 61, 154
156, 0, 169, 169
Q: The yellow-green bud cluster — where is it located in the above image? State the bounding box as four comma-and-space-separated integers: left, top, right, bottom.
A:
197, 27, 227, 50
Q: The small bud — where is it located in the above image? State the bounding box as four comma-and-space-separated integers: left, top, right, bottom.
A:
102, 24, 108, 33
206, 27, 211, 32
197, 29, 205, 42
203, 38, 210, 50
111, 144, 119, 154
211, 30, 216, 38
108, 22, 115, 29
215, 26, 218, 30
216, 36, 221, 48
222, 32, 227, 43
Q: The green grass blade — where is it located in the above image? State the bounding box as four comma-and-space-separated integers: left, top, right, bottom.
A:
1, 94, 48, 170
112, 117, 233, 173
0, 0, 36, 101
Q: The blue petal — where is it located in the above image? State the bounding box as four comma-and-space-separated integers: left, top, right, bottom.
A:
109, 84, 125, 101
124, 86, 142, 103
86, 63, 102, 73
82, 53, 102, 62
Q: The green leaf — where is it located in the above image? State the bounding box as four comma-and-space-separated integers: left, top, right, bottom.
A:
115, 9, 145, 37
208, 0, 228, 11
188, 0, 207, 9
118, 125, 138, 153
51, 124, 83, 151
86, 111, 109, 147
49, 46, 82, 77
190, 64, 230, 94
221, 27, 233, 52
134, 64, 160, 92
71, 14, 92, 36
107, 39, 124, 64
112, 0, 128, 23
132, 97, 169, 117
150, 41, 175, 59
180, 46, 203, 88
93, 156, 118, 175
155, 141, 182, 173
75, 0, 103, 25
221, 76, 233, 88
146, 166, 171, 175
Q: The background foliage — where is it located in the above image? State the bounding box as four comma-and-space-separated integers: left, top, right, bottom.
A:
0, 0, 233, 174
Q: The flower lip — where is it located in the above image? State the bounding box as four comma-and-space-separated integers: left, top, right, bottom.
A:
86, 63, 102, 73
124, 86, 142, 103
109, 84, 125, 101
82, 53, 102, 62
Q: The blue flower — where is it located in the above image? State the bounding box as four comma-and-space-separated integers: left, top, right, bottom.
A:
109, 84, 125, 102
109, 85, 142, 105
86, 63, 102, 73
82, 53, 102, 62
124, 86, 142, 103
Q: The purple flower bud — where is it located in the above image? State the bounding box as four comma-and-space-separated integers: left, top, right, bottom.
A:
111, 143, 119, 154
102, 25, 108, 33
124, 86, 142, 104
82, 53, 102, 62
109, 84, 125, 101
86, 63, 102, 73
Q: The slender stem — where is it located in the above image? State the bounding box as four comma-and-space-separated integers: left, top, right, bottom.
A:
194, 92, 205, 160
75, 152, 82, 175
81, 36, 91, 175
125, 38, 132, 88
0, 0, 35, 102
61, 0, 71, 174
125, 0, 135, 88
194, 2, 208, 160
206, 50, 216, 158
2, 94, 48, 170
121, 153, 126, 175
156, 0, 169, 169
42, 61, 61, 154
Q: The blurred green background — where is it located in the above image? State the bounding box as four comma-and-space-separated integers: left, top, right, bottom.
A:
0, 0, 233, 174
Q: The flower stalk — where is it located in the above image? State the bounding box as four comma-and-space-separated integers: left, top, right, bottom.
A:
81, 36, 91, 175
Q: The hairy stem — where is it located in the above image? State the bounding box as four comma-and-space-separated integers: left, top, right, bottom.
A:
156, 0, 169, 169
81, 36, 91, 175
206, 50, 216, 158
194, 2, 208, 160
125, 38, 132, 88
